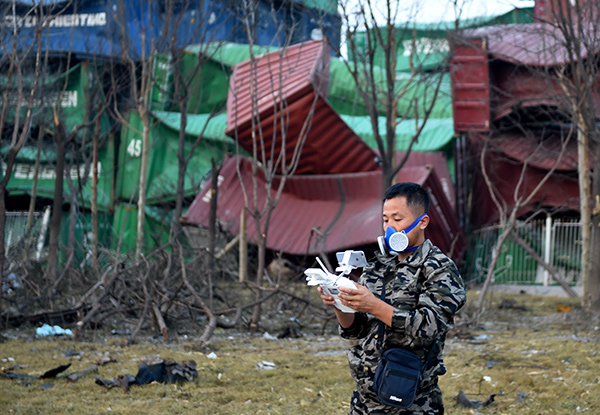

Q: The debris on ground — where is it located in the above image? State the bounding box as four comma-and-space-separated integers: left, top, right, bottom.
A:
277, 325, 303, 339
0, 363, 71, 380
67, 354, 118, 383
256, 360, 277, 370
35, 324, 73, 337
497, 299, 529, 311
557, 304, 573, 312
94, 357, 198, 392
454, 390, 496, 408
40, 363, 72, 379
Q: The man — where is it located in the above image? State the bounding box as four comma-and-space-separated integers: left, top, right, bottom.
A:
320, 182, 466, 414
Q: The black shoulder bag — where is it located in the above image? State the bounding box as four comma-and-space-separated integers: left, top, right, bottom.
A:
371, 279, 436, 409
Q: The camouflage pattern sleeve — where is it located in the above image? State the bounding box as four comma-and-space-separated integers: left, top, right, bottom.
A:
338, 311, 371, 339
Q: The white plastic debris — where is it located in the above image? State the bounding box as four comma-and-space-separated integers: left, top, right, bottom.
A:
206, 352, 218, 359
36, 323, 73, 337
262, 332, 277, 340
256, 360, 276, 370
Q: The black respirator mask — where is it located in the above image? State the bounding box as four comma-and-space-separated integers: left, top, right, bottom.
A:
377, 214, 427, 256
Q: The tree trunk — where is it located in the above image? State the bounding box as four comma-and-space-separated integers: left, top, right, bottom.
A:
171, 49, 186, 247
475, 223, 513, 314
0, 188, 6, 329
47, 116, 67, 286
381, 162, 394, 193
91, 115, 100, 274
250, 233, 266, 331
172, 109, 186, 245
207, 159, 220, 311
24, 129, 43, 262
135, 111, 150, 259
577, 124, 592, 309
587, 139, 600, 311
66, 174, 78, 279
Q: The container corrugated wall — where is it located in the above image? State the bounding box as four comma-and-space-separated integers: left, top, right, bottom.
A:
225, 40, 379, 174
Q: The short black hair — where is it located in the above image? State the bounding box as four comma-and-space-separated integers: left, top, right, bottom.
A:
383, 182, 430, 214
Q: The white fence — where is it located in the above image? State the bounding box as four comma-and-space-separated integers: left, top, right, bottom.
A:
461, 218, 585, 286
4, 209, 50, 259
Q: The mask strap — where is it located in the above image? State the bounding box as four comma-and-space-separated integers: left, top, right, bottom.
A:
404, 213, 427, 234
400, 213, 428, 252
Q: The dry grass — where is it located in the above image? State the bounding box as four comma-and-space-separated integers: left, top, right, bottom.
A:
1, 290, 599, 414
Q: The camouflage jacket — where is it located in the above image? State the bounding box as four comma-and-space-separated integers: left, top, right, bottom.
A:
339, 239, 466, 410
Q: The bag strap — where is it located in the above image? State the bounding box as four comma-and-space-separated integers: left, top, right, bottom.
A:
376, 272, 437, 367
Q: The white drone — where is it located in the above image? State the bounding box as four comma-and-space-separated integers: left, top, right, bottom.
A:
304, 250, 368, 313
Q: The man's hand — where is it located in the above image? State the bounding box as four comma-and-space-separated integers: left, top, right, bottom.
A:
339, 285, 394, 327
318, 286, 336, 308
317, 286, 355, 328
337, 284, 377, 314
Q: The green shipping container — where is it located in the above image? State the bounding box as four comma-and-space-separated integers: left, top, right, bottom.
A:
350, 7, 534, 73
1, 62, 115, 211
59, 210, 114, 266
149, 42, 274, 114
111, 202, 172, 255
115, 110, 234, 204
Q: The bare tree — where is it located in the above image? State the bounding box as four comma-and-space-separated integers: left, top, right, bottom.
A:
452, 0, 600, 312
473, 126, 577, 315
109, 0, 158, 260
0, 1, 47, 326
163, 5, 235, 249
226, 1, 323, 330
336, 0, 445, 191
44, 61, 109, 292
542, 0, 600, 311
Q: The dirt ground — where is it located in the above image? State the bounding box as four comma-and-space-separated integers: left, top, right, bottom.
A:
1, 289, 599, 414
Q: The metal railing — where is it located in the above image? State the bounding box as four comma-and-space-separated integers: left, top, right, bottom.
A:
4, 209, 50, 259
461, 218, 585, 286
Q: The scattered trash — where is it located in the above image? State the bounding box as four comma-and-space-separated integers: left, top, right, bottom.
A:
0, 363, 71, 380
206, 352, 217, 359
483, 376, 492, 382
40, 363, 72, 379
95, 374, 136, 392
256, 361, 276, 370
277, 326, 303, 339
135, 359, 198, 384
557, 304, 573, 312
4, 363, 28, 371
262, 332, 277, 340
36, 324, 73, 337
485, 360, 498, 368
497, 299, 529, 311
0, 371, 37, 380
454, 390, 496, 409
4, 272, 21, 294
95, 358, 198, 392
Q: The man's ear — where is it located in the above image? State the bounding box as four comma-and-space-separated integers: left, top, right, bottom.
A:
419, 214, 430, 230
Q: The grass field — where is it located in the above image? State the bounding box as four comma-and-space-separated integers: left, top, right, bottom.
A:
1, 291, 598, 414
